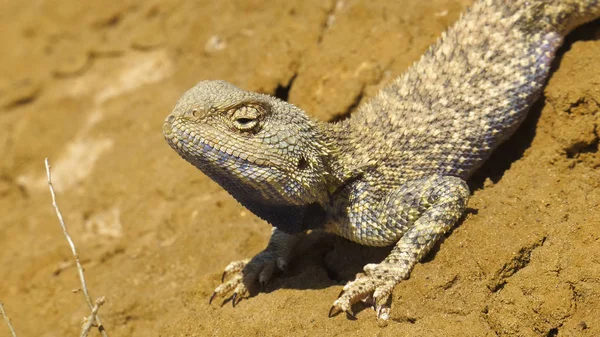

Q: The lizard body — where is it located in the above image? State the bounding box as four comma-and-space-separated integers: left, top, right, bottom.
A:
163, 0, 600, 320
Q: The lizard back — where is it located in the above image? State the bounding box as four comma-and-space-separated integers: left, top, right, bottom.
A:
340, 0, 600, 182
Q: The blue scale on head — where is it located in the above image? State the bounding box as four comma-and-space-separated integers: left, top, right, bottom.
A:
237, 162, 251, 177
283, 183, 295, 195
217, 150, 229, 166
286, 179, 303, 195
235, 159, 251, 174
262, 171, 285, 195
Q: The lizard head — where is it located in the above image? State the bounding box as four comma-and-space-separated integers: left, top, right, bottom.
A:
163, 80, 335, 232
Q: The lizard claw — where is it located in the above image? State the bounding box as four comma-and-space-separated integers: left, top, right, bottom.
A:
208, 262, 250, 307
328, 305, 357, 320
209, 253, 284, 307
328, 305, 340, 318
209, 292, 217, 305
329, 263, 402, 320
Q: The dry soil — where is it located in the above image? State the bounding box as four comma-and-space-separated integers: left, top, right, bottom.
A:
1, 1, 599, 336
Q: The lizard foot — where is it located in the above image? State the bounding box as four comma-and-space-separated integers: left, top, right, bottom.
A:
329, 262, 402, 320
209, 258, 250, 306
209, 251, 289, 306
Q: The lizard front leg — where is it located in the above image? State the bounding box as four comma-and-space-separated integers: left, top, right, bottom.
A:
330, 175, 469, 320
210, 227, 300, 306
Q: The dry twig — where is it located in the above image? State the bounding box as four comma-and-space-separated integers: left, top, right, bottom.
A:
45, 158, 109, 337
0, 301, 18, 337
80, 297, 106, 337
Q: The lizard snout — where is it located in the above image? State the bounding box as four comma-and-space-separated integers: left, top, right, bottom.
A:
162, 114, 176, 136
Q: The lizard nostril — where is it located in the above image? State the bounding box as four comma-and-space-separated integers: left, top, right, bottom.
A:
163, 116, 175, 136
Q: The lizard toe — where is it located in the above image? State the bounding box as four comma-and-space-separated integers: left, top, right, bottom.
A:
221, 258, 251, 282
375, 303, 391, 321
224, 281, 250, 307
330, 277, 376, 319
330, 265, 399, 320
210, 273, 244, 306
210, 252, 285, 306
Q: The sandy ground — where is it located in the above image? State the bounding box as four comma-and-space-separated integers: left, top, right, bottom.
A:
1, 0, 599, 336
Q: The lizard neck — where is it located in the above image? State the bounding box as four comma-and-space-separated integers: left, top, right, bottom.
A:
318, 119, 370, 192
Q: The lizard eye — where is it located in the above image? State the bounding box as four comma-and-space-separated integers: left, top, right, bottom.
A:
235, 117, 256, 126
231, 105, 261, 132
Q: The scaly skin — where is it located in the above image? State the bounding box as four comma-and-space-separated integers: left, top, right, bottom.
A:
163, 0, 600, 320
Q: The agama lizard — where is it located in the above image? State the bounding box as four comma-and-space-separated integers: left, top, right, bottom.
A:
163, 0, 600, 320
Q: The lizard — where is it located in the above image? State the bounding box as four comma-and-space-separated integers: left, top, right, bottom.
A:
162, 0, 600, 320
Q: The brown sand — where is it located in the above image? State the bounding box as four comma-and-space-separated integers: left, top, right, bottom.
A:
1, 0, 599, 336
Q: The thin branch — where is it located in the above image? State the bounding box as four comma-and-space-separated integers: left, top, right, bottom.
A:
80, 297, 105, 337
45, 158, 109, 337
0, 301, 18, 337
